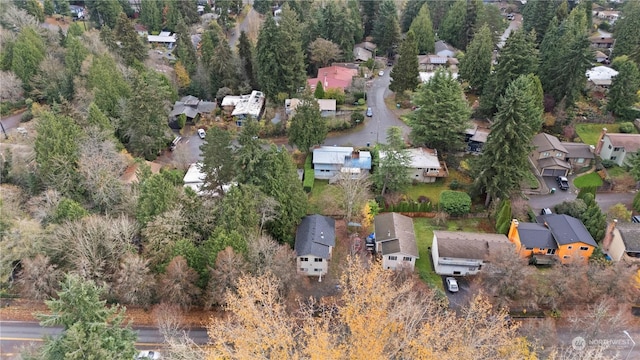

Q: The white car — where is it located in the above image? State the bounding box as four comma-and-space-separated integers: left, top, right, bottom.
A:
136, 350, 161, 359
197, 128, 206, 139
378, 70, 384, 76
446, 277, 459, 293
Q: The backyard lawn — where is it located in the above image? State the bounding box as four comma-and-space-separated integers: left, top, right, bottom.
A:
404, 169, 472, 204
307, 180, 343, 215
575, 123, 636, 145
573, 172, 603, 188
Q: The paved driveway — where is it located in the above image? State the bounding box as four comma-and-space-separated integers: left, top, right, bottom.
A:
323, 68, 410, 147
528, 189, 634, 215
443, 276, 474, 312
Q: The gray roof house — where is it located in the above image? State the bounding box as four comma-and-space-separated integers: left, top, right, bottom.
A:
530, 133, 595, 177
435, 40, 457, 58
595, 128, 640, 166
604, 221, 640, 263
169, 95, 216, 128
295, 215, 336, 277
374, 213, 419, 271
432, 231, 512, 276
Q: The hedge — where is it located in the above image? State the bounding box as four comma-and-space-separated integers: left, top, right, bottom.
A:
303, 154, 314, 193
385, 201, 433, 213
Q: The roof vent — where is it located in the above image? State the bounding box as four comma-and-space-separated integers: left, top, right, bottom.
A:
320, 231, 324, 239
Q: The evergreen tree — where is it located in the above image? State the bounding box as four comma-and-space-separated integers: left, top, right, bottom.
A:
409, 68, 471, 152
346, 0, 364, 47
361, 0, 380, 37
44, 0, 54, 16
318, 2, 358, 60
140, 0, 161, 33
36, 274, 137, 360
409, 3, 435, 55
175, 18, 197, 74
57, 0, 71, 16
253, 0, 273, 15
314, 81, 325, 99
439, 0, 466, 50
255, 17, 280, 97
612, 0, 640, 61
401, 0, 427, 33
210, 39, 238, 95
426, 0, 453, 31
237, 31, 257, 89
390, 30, 419, 94
113, 13, 147, 66
479, 30, 538, 116
473, 75, 544, 205
522, 0, 560, 43
461, 0, 482, 51
580, 193, 607, 243
459, 24, 493, 91
26, 0, 45, 22
235, 121, 268, 185
200, 127, 236, 196
373, 127, 411, 195
87, 54, 131, 118
372, 0, 400, 57
85, 0, 123, 28
607, 57, 640, 118
11, 27, 45, 91
288, 96, 327, 154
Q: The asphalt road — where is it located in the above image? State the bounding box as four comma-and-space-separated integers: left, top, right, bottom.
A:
528, 187, 634, 215
323, 69, 410, 147
0, 321, 209, 359
0, 111, 25, 138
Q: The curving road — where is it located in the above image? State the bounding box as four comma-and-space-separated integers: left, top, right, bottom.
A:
323, 69, 410, 147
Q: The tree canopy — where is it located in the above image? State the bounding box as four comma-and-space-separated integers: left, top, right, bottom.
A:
288, 96, 327, 154
389, 30, 419, 94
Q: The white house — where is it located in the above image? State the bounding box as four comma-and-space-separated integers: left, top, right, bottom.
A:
222, 90, 266, 126
285, 98, 336, 118
148, 31, 177, 49
295, 215, 336, 277
419, 71, 458, 83
380, 148, 448, 183
183, 163, 234, 196
595, 128, 640, 166
435, 40, 457, 58
432, 231, 513, 276
586, 66, 618, 87
604, 221, 640, 263
312, 146, 372, 180
374, 213, 419, 271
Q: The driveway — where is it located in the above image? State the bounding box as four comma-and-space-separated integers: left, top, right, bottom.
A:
228, 7, 260, 49
528, 187, 634, 215
323, 68, 410, 147
442, 276, 474, 312
497, 13, 522, 49
0, 111, 26, 138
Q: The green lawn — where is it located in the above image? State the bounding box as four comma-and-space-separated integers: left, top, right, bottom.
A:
573, 172, 603, 188
575, 123, 636, 145
307, 180, 342, 214
607, 165, 627, 179
403, 169, 472, 204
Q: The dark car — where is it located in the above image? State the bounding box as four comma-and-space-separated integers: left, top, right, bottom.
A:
556, 176, 569, 190
366, 107, 373, 117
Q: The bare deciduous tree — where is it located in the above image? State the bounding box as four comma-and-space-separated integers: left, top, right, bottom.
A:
0, 71, 23, 102
336, 172, 371, 224
476, 250, 534, 309
205, 246, 247, 309
158, 256, 201, 310
111, 253, 155, 306
142, 207, 185, 269
568, 297, 630, 339
18, 254, 61, 299
257, 195, 278, 235
308, 38, 343, 68
246, 235, 297, 294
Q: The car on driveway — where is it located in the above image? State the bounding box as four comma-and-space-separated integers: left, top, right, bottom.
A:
556, 176, 569, 190
445, 277, 459, 293
366, 107, 373, 117
197, 128, 206, 139
378, 70, 384, 76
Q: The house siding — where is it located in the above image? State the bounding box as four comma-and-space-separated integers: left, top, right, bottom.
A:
432, 233, 483, 275
598, 136, 625, 166
382, 254, 416, 271
314, 164, 342, 179
557, 243, 594, 264
297, 255, 329, 276
409, 168, 437, 183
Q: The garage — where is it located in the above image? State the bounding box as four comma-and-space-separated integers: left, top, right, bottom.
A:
542, 168, 567, 177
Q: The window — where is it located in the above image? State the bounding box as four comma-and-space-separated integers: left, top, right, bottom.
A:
546, 249, 556, 255
388, 256, 397, 261
608, 145, 612, 149
314, 268, 322, 272
453, 271, 461, 275
577, 158, 584, 164
611, 156, 617, 160
314, 258, 323, 262
613, 147, 622, 151
580, 246, 589, 251
563, 255, 570, 259
300, 268, 307, 272
300, 257, 308, 262
542, 152, 550, 157
525, 247, 533, 250
555, 152, 563, 157
403, 257, 412, 261
567, 246, 573, 250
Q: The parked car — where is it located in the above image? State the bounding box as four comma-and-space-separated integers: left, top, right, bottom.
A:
169, 136, 181, 151
197, 128, 206, 139
541, 208, 553, 215
136, 350, 161, 359
378, 70, 384, 76
556, 176, 569, 190
366, 107, 373, 117
507, 13, 515, 20
446, 277, 459, 293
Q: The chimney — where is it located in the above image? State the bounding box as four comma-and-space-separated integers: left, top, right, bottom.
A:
351, 151, 360, 159
602, 219, 617, 251
595, 128, 607, 154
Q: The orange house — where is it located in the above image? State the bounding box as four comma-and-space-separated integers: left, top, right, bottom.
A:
507, 214, 597, 265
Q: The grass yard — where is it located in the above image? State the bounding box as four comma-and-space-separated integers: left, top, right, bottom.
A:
575, 123, 637, 145
307, 180, 343, 215
403, 169, 472, 204
607, 165, 627, 179
573, 172, 603, 188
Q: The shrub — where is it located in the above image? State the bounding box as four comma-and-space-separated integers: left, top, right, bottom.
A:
495, 199, 512, 235
177, 113, 187, 129
303, 155, 314, 193
619, 122, 635, 134
51, 197, 88, 224
449, 179, 460, 190
439, 190, 471, 217
601, 159, 615, 168
324, 88, 346, 105
21, 109, 33, 122
350, 112, 364, 126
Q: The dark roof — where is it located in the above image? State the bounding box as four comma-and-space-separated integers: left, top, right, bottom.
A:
536, 214, 598, 247
434, 231, 512, 259
617, 223, 640, 252
532, 133, 568, 153
374, 213, 419, 257
380, 239, 401, 255
562, 142, 595, 160
517, 223, 557, 249
538, 157, 571, 169
294, 215, 336, 258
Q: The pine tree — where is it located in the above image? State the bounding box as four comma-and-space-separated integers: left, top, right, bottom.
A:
473, 75, 544, 205
175, 18, 197, 74
409, 68, 471, 152
237, 31, 257, 89
461, 0, 482, 51
44, 0, 54, 16
26, 0, 45, 22
409, 3, 435, 54
439, 0, 466, 49
113, 13, 147, 66
288, 96, 327, 154
11, 27, 46, 90
373, 127, 411, 195
401, 0, 427, 33
580, 193, 606, 243
612, 0, 640, 61
200, 127, 236, 196
459, 24, 493, 91
372, 0, 400, 57
140, 0, 161, 33
85, 0, 123, 28
314, 81, 325, 99
479, 30, 539, 117
522, 0, 560, 43
390, 30, 419, 94
607, 57, 640, 118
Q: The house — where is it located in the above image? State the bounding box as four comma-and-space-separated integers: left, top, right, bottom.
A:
530, 133, 595, 176
353, 47, 373, 62
418, 55, 448, 71
355, 41, 377, 54
134, 23, 148, 37
308, 66, 358, 92
148, 31, 177, 49
373, 213, 419, 271
379, 148, 448, 183
312, 146, 372, 180
589, 35, 615, 49
594, 50, 609, 64
285, 98, 337, 118
295, 215, 336, 277
183, 163, 234, 196
435, 40, 457, 58
594, 10, 620, 24
169, 95, 216, 128
507, 215, 598, 265
603, 221, 640, 263
595, 128, 640, 166
419, 71, 458, 83
431, 231, 513, 276
465, 121, 490, 154
586, 66, 618, 88
221, 90, 266, 126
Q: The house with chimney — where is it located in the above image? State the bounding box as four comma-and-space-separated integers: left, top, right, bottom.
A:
595, 128, 640, 166
295, 214, 336, 277
312, 146, 372, 180
507, 215, 598, 265
603, 220, 640, 263
307, 66, 358, 92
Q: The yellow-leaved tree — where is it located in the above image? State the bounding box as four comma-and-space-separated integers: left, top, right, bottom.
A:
174, 61, 190, 90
